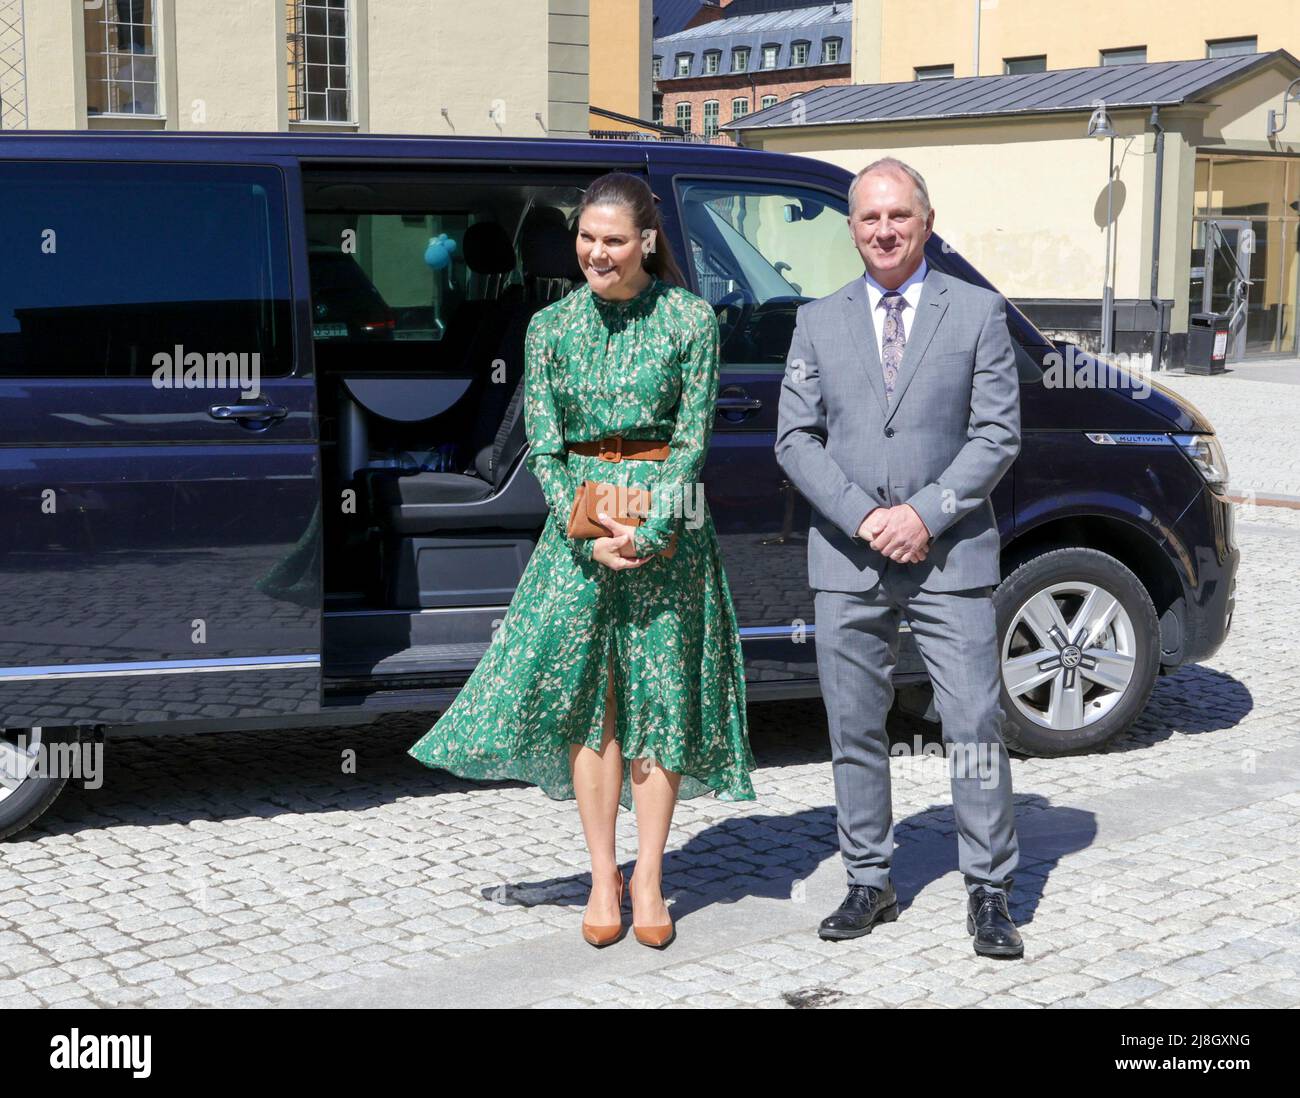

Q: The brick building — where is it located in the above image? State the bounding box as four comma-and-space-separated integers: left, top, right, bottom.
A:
652, 0, 852, 142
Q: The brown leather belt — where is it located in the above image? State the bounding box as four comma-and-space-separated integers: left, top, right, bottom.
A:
566, 436, 671, 463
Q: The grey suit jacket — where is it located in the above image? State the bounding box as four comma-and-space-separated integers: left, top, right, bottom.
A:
774, 265, 1020, 593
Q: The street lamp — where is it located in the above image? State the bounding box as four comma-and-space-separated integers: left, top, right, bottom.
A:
1088, 99, 1118, 356
1266, 78, 1300, 138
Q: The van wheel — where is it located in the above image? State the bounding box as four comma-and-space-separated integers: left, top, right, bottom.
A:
994, 549, 1159, 757
0, 727, 78, 840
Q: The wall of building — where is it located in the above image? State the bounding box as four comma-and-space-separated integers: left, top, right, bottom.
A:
588, 0, 652, 130
23, 0, 80, 129
742, 112, 1156, 301
853, 0, 1300, 83
21, 0, 589, 138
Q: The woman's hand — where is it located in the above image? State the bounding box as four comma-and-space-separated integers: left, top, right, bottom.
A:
591, 513, 652, 570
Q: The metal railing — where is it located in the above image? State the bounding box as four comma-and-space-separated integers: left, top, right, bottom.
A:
1205, 220, 1254, 347
588, 128, 738, 146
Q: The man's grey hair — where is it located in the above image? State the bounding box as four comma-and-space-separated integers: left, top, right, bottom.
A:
848, 157, 932, 218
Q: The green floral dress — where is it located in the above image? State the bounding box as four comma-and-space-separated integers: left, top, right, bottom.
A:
407, 275, 756, 810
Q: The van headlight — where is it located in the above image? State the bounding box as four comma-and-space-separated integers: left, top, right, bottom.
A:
1172, 433, 1229, 494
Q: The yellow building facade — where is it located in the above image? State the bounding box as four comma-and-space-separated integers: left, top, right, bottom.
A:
6, 0, 594, 138
851, 0, 1299, 83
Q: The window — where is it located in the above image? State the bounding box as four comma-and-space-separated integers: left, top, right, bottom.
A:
760, 94, 779, 110
1207, 36, 1257, 58
703, 50, 720, 75
652, 56, 662, 79
762, 44, 779, 69
703, 100, 720, 137
1004, 55, 1046, 74
303, 174, 593, 354
823, 38, 841, 64
1101, 46, 1147, 66
732, 47, 750, 72
652, 100, 663, 125
732, 97, 750, 119
678, 179, 866, 364
288, 0, 352, 123
791, 41, 809, 66
84, 0, 159, 116
914, 64, 954, 80
675, 53, 691, 76
0, 163, 292, 377
676, 101, 692, 132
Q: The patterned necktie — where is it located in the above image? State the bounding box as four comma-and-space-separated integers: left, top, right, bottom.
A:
880, 290, 907, 400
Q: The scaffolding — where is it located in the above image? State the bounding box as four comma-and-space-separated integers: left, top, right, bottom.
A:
0, 0, 25, 129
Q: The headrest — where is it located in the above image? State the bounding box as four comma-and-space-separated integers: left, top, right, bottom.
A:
462, 221, 517, 275
523, 206, 568, 232
522, 222, 582, 281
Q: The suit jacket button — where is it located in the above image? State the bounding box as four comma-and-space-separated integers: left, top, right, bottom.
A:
884, 427, 895, 438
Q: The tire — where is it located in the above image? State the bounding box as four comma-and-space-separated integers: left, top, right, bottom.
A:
0, 726, 80, 841
993, 548, 1159, 757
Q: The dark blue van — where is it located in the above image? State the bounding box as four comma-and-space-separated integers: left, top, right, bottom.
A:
0, 132, 1237, 838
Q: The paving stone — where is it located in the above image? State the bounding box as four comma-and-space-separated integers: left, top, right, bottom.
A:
2, 374, 1298, 1008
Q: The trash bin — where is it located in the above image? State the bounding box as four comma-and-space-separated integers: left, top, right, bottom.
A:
1186, 312, 1230, 374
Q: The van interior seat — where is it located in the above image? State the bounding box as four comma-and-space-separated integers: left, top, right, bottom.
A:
437, 220, 520, 370
373, 214, 582, 529
334, 219, 521, 499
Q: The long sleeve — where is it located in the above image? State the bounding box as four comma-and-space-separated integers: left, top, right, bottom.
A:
522, 313, 595, 560
904, 294, 1021, 540
631, 299, 720, 557
775, 305, 884, 540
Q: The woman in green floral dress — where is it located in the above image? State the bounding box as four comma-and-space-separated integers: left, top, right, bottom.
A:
408, 172, 756, 947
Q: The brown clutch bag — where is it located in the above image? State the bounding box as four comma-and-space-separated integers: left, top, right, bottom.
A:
566, 479, 678, 558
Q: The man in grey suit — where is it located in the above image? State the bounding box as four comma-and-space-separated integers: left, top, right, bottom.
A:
775, 156, 1024, 958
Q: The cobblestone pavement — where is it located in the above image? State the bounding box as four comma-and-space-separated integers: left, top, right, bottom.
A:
1, 376, 1296, 1010
1157, 362, 1300, 501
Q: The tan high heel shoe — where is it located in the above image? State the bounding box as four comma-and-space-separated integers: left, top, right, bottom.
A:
628, 874, 676, 949
581, 868, 626, 948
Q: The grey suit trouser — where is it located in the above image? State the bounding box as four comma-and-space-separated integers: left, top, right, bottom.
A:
814, 566, 1020, 896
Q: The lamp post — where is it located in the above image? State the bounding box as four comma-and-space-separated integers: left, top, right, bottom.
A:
1088, 99, 1118, 356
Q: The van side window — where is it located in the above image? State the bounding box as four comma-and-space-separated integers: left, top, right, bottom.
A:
0, 162, 292, 378
303, 174, 589, 355
677, 179, 863, 364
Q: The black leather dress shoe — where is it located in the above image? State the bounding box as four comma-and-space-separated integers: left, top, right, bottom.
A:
967, 889, 1024, 958
818, 881, 899, 940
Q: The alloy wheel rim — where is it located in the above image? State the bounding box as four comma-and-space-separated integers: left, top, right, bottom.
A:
1001, 582, 1137, 731
0, 727, 42, 804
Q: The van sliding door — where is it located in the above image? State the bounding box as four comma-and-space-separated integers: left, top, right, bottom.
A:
0, 160, 322, 726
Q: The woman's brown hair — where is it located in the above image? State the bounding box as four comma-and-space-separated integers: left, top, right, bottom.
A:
575, 171, 688, 288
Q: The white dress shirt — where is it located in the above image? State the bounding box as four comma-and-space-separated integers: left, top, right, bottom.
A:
861, 257, 928, 359
851, 257, 929, 543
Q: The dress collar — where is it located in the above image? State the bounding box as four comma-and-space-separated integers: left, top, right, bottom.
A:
589, 274, 661, 313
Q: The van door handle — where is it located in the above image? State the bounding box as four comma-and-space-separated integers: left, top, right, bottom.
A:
715, 387, 763, 422
209, 401, 290, 428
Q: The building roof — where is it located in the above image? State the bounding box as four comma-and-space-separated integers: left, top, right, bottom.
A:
652, 0, 708, 40
724, 47, 1300, 130
655, 2, 851, 79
